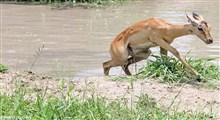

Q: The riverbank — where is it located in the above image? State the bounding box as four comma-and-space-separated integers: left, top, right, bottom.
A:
0, 0, 130, 9
1, 71, 219, 118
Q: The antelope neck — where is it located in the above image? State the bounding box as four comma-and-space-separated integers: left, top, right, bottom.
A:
168, 24, 194, 39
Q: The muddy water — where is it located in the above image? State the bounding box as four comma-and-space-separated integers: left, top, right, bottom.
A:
1, 0, 219, 78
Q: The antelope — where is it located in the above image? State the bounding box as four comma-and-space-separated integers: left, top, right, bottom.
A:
103, 12, 213, 76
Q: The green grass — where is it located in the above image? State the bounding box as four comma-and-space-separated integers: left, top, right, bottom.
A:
0, 87, 214, 120
111, 55, 220, 88
138, 55, 220, 87
6, 0, 130, 5
0, 64, 8, 73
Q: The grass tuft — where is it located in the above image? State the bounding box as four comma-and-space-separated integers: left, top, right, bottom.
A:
138, 55, 220, 84
0, 64, 8, 73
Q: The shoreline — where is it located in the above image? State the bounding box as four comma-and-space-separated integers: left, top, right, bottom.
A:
1, 70, 219, 117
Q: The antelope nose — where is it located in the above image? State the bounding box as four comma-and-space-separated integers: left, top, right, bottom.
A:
209, 39, 213, 43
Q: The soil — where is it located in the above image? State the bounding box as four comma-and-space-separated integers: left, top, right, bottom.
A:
0, 71, 220, 118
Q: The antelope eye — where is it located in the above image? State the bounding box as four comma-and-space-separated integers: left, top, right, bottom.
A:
198, 27, 203, 31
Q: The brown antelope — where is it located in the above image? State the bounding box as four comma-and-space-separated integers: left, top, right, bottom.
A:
103, 12, 213, 76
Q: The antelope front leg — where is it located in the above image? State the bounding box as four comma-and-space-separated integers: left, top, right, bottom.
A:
160, 47, 168, 56
153, 39, 198, 76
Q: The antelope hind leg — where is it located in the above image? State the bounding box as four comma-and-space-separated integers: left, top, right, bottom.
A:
103, 60, 112, 76
123, 49, 151, 75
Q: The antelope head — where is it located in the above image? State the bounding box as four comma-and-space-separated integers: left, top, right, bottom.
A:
186, 12, 213, 44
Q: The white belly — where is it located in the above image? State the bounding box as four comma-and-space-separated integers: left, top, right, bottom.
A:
127, 29, 157, 52
131, 42, 157, 49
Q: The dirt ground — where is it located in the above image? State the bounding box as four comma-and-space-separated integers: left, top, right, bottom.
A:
0, 71, 220, 118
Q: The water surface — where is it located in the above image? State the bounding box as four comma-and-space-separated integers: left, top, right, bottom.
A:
1, 0, 219, 78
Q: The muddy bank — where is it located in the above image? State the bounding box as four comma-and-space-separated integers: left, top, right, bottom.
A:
0, 71, 219, 117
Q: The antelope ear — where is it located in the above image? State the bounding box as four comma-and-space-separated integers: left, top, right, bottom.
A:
186, 13, 197, 26
192, 12, 204, 21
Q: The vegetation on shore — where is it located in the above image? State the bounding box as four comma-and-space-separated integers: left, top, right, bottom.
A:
0, 64, 8, 73
112, 55, 220, 89
0, 86, 214, 120
138, 55, 220, 82
1, 0, 130, 5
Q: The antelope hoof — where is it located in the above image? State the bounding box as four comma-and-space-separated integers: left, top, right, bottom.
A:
196, 74, 207, 82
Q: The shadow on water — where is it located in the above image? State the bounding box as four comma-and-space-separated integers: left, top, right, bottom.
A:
1, 0, 219, 78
